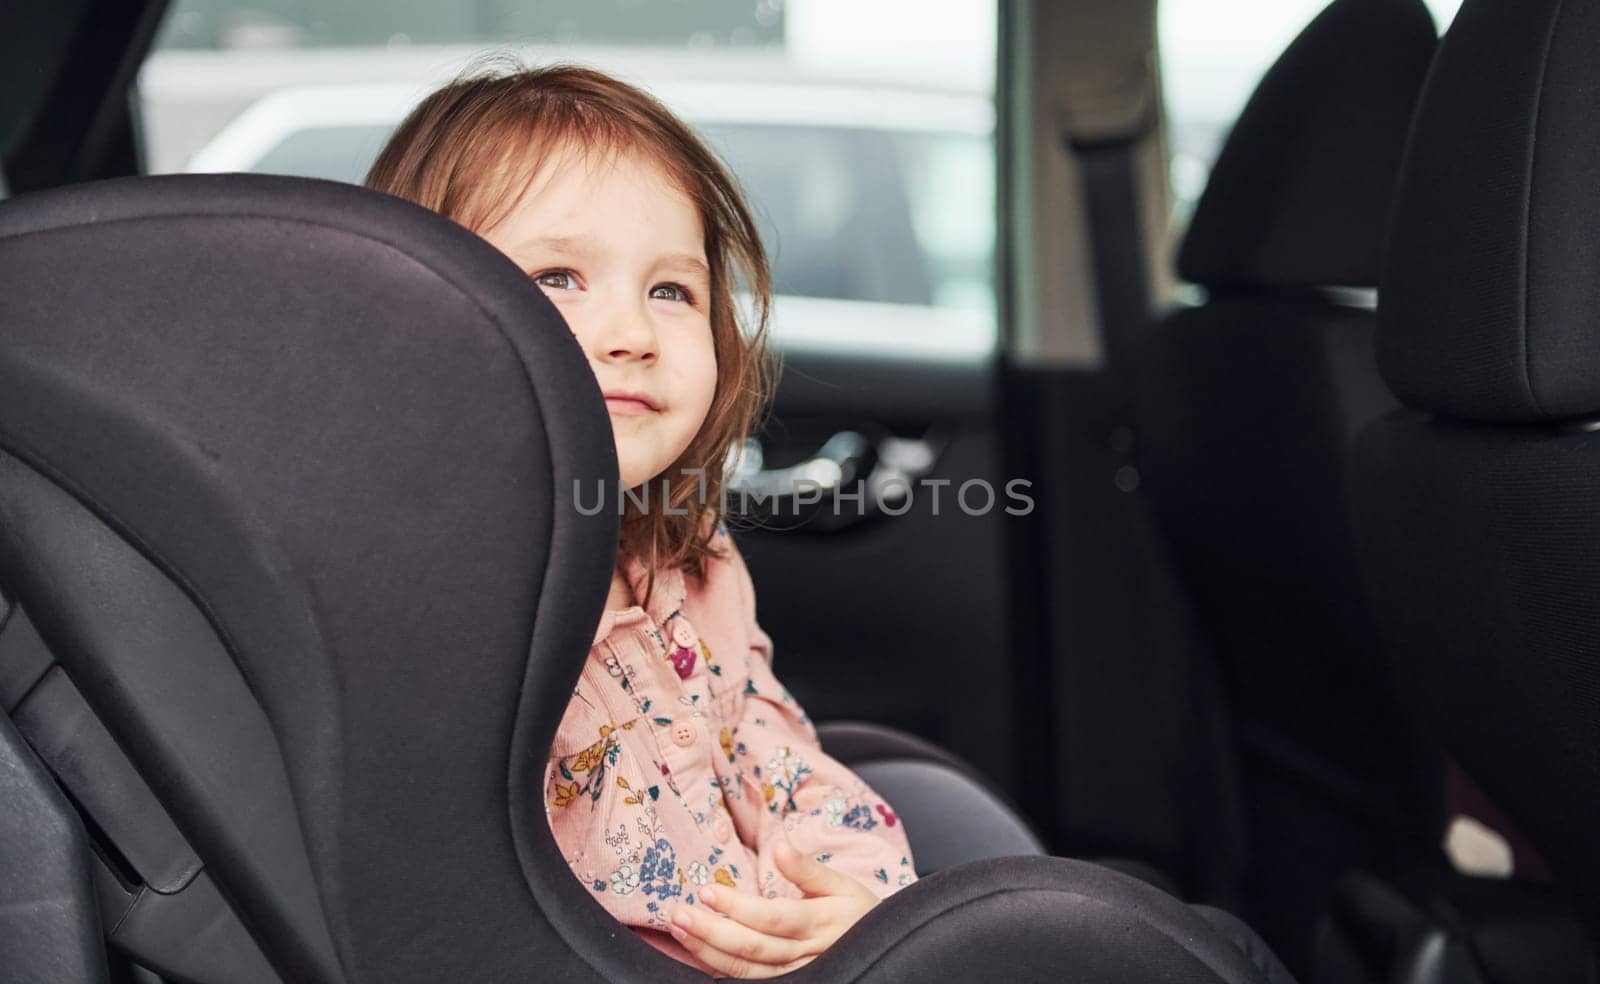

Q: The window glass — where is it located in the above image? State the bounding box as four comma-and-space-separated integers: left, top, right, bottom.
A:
139, 0, 997, 357
1159, 0, 1463, 229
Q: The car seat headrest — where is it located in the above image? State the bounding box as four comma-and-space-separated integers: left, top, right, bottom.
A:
1379, 0, 1600, 423
1177, 0, 1436, 291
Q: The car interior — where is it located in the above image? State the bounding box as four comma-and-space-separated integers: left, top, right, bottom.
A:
1, 0, 1597, 981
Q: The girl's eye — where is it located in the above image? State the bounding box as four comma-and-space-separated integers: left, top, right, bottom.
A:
650, 283, 694, 304
533, 270, 578, 291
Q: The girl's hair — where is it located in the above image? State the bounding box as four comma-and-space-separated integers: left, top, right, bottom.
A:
366, 60, 774, 590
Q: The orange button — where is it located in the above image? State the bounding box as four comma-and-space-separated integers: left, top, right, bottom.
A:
672, 621, 697, 649
670, 721, 697, 747
714, 818, 733, 844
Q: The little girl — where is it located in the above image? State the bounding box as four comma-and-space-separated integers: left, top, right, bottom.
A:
364, 63, 916, 978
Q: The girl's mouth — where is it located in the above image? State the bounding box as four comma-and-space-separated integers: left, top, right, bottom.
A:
604, 396, 656, 416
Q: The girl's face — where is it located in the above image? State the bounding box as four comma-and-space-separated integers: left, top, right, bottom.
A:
482, 146, 718, 490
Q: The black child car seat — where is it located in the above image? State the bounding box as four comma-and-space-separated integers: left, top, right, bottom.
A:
0, 173, 1292, 983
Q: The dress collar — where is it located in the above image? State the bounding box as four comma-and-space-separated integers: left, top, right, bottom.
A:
590, 553, 689, 648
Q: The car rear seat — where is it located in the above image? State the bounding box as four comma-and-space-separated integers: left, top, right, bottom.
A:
1134, 0, 1440, 965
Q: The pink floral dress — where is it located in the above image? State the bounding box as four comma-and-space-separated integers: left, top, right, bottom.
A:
543, 527, 916, 970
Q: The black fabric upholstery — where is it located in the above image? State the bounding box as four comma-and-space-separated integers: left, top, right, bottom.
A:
0, 455, 322, 982
1353, 415, 1600, 926
1355, 0, 1600, 935
1138, 298, 1440, 966
0, 173, 629, 983
1313, 867, 1596, 983
1177, 0, 1436, 289
1379, 0, 1600, 422
1194, 907, 1298, 984
852, 759, 1045, 872
806, 857, 1281, 984
816, 721, 1283, 960
1140, 300, 1404, 782
1142, 2, 1440, 966
0, 174, 1296, 983
817, 719, 1006, 803
0, 696, 106, 983
818, 720, 1045, 873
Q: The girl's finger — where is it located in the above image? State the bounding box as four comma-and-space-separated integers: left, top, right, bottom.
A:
772, 835, 862, 899
671, 905, 815, 970
700, 886, 814, 939
671, 924, 814, 982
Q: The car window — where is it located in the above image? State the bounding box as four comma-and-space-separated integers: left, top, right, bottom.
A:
1159, 0, 1463, 231
698, 124, 993, 311
153, 0, 787, 49
247, 126, 391, 184
187, 119, 992, 315
138, 0, 998, 356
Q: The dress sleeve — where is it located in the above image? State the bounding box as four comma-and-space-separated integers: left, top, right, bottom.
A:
718, 535, 918, 900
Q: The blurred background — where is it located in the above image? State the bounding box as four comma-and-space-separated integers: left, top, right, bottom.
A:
127, 0, 1470, 823
136, 0, 1462, 359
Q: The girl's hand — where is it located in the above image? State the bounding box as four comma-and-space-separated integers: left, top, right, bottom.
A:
668, 834, 881, 979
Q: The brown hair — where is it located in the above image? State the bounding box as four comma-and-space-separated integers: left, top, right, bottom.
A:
366, 60, 775, 594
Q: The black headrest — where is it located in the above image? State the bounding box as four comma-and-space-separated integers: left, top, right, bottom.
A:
0, 174, 647, 981
1379, 0, 1600, 422
1177, 0, 1437, 290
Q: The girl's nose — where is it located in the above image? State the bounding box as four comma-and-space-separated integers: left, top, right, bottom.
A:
591, 301, 659, 363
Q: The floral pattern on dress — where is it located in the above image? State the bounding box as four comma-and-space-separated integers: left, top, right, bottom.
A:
545, 528, 917, 970
550, 720, 636, 808
760, 745, 814, 814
